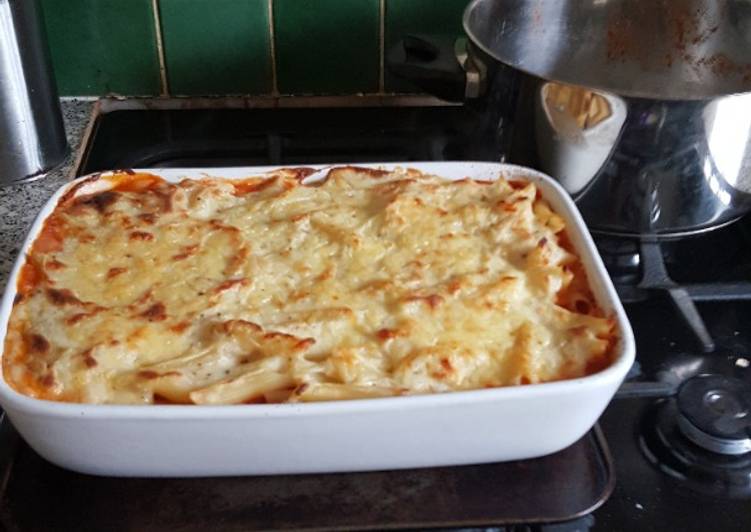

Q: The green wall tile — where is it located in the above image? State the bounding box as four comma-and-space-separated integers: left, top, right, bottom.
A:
160, 0, 272, 95
385, 0, 469, 93
274, 0, 379, 94
41, 0, 161, 96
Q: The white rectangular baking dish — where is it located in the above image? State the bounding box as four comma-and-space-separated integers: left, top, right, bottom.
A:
0, 162, 635, 477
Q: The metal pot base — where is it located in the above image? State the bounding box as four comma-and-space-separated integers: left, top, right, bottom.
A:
591, 215, 745, 241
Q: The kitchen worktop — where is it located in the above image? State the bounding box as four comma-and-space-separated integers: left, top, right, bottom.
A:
0, 99, 94, 291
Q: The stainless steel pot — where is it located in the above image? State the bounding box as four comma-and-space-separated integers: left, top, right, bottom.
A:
390, 0, 751, 237
0, 0, 68, 185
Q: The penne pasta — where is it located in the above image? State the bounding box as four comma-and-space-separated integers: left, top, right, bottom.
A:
190, 371, 294, 405
295, 383, 400, 402
4, 167, 618, 404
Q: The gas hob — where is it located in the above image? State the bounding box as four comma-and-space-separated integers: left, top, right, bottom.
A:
0, 98, 749, 531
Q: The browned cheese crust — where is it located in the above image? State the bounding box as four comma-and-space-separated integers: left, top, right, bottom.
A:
3, 167, 617, 404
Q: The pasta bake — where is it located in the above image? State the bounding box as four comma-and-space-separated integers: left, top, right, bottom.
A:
2, 167, 616, 404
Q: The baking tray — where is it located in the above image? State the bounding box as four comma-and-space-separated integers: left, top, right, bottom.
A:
0, 162, 635, 476
0, 416, 614, 530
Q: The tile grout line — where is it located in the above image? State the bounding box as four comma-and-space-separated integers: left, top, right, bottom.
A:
378, 0, 385, 94
268, 0, 279, 96
151, 0, 170, 96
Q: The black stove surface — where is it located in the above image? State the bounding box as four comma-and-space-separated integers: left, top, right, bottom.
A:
18, 103, 751, 530
77, 106, 502, 172
596, 215, 751, 530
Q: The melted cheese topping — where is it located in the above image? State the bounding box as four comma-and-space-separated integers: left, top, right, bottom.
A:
3, 167, 616, 404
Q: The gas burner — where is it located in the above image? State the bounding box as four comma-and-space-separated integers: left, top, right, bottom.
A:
640, 374, 751, 498
677, 375, 751, 455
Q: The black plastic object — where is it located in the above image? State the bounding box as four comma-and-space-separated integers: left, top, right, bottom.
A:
386, 34, 467, 102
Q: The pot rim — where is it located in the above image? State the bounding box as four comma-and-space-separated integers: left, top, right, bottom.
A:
463, 0, 751, 101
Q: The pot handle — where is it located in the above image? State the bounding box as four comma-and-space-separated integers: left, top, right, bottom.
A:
386, 34, 468, 102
